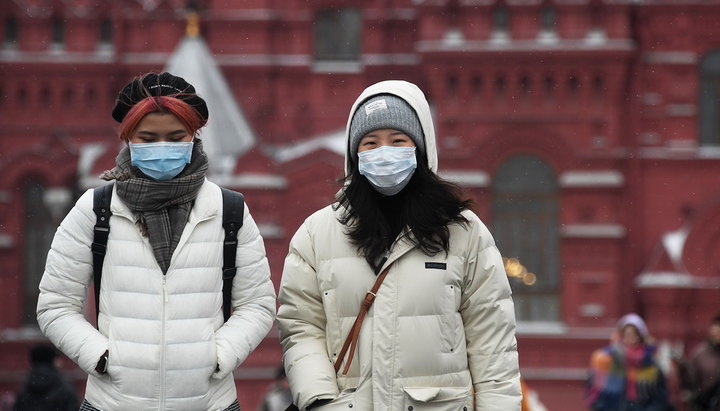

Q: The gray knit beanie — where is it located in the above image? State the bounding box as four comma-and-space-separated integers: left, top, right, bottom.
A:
348, 94, 425, 162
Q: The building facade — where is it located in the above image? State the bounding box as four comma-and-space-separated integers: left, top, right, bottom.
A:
1, 0, 720, 409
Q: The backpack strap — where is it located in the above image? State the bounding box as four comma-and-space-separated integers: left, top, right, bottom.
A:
91, 183, 114, 325
220, 187, 245, 322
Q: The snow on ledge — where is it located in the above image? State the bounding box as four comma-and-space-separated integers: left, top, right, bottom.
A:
561, 224, 626, 238
212, 173, 287, 190
257, 223, 284, 239
516, 321, 566, 335
636, 271, 695, 288
0, 233, 14, 248
439, 170, 490, 187
559, 170, 624, 188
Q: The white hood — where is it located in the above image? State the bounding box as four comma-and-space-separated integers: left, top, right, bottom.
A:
344, 80, 438, 175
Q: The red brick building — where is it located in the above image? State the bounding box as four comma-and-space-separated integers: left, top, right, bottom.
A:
1, 1, 720, 409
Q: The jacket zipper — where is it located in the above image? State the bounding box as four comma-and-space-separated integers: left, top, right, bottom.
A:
160, 275, 167, 410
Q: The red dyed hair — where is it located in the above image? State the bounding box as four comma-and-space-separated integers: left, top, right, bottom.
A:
118, 96, 204, 141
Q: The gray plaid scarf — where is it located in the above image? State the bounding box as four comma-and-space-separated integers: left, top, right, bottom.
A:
100, 139, 209, 273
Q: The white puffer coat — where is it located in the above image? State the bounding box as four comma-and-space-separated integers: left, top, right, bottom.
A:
277, 81, 521, 410
37, 180, 276, 410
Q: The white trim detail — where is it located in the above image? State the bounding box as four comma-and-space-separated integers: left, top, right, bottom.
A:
257, 223, 284, 239
561, 224, 626, 238
213, 173, 287, 190
362, 53, 420, 65
579, 303, 606, 317
638, 146, 720, 159
643, 51, 697, 65
519, 367, 588, 381
559, 171, 625, 188
636, 271, 696, 288
269, 129, 346, 163
666, 103, 696, 117
0, 233, 14, 248
416, 38, 634, 53
312, 61, 363, 74
439, 170, 490, 187
516, 321, 566, 335
698, 146, 720, 158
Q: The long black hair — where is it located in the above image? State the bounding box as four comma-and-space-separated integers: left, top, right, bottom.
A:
336, 154, 473, 271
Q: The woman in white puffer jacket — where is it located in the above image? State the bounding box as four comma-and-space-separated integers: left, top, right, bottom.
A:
37, 72, 276, 411
278, 80, 522, 410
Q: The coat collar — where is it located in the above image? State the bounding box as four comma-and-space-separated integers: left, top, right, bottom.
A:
110, 179, 219, 223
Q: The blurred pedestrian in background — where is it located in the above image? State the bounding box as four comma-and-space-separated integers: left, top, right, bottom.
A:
521, 379, 548, 411
13, 343, 78, 411
677, 313, 720, 410
586, 313, 673, 410
258, 366, 292, 411
277, 80, 521, 410
36, 72, 276, 410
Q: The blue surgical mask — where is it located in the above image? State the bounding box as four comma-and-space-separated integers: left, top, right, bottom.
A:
129, 141, 194, 181
358, 146, 417, 196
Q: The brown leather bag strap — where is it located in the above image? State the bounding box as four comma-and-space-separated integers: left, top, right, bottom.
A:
334, 265, 392, 375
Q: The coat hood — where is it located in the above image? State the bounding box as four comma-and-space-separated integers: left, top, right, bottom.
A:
344, 80, 437, 176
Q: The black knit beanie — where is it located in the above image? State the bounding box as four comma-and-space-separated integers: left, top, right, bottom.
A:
111, 72, 208, 125
29, 344, 57, 365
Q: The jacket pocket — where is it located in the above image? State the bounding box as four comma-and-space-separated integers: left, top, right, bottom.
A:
321, 289, 342, 359
106, 325, 123, 389
402, 386, 473, 411
439, 312, 462, 353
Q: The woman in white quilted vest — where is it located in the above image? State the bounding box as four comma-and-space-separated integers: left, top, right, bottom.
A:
37, 72, 276, 411
277, 80, 522, 410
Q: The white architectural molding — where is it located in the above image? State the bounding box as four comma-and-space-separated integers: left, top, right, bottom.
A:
0, 233, 14, 248
559, 171, 624, 188
212, 173, 287, 190
516, 321, 566, 335
258, 223, 284, 239
561, 224, 626, 238
636, 271, 696, 288
439, 170, 490, 187
643, 51, 697, 65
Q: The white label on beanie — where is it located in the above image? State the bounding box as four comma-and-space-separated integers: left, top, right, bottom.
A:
364, 99, 387, 116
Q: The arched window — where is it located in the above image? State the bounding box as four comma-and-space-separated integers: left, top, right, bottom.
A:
492, 5, 509, 33
313, 8, 361, 62
699, 50, 720, 146
5, 16, 18, 47
520, 74, 531, 96
494, 75, 507, 98
471, 75, 483, 97
40, 84, 52, 107
541, 6, 556, 32
17, 83, 27, 106
592, 74, 605, 102
568, 74, 580, 97
544, 74, 556, 97
447, 73, 458, 98
22, 180, 56, 325
100, 18, 113, 44
86, 85, 97, 108
51, 17, 65, 48
492, 155, 559, 322
63, 85, 74, 107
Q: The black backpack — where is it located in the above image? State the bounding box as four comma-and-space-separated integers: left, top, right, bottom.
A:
90, 183, 245, 324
